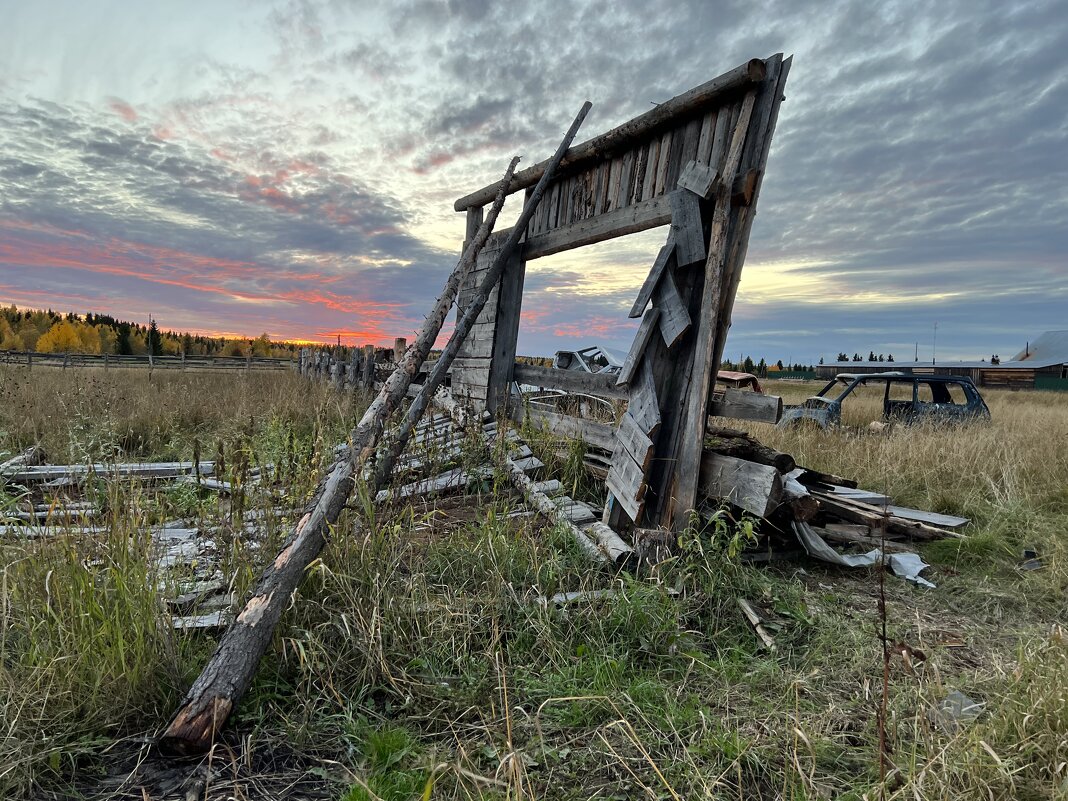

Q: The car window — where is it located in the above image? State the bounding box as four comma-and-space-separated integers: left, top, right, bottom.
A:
945, 383, 968, 404
887, 381, 914, 401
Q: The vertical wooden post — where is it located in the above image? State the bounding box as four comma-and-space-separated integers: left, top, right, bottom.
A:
181, 351, 186, 371
104, 353, 109, 371
26, 351, 31, 370
361, 344, 375, 389
393, 337, 406, 364
486, 247, 526, 414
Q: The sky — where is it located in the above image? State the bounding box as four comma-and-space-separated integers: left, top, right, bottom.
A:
0, 0, 1065, 363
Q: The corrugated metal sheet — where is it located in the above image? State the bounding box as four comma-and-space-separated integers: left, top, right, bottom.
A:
1011, 330, 1068, 366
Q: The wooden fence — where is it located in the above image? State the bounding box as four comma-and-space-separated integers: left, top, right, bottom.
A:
0, 350, 296, 372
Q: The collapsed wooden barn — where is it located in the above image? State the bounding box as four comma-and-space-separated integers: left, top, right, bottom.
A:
450, 53, 792, 532
160, 54, 800, 753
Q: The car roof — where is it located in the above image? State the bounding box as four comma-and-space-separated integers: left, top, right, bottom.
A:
834, 372, 973, 382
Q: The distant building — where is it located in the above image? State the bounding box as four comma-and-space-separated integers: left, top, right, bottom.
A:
814, 330, 1068, 390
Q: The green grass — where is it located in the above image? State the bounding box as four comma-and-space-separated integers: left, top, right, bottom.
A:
0, 366, 1065, 799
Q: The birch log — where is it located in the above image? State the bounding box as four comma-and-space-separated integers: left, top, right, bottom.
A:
159, 157, 520, 755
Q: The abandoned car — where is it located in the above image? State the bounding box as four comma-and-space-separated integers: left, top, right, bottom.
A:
778, 372, 991, 429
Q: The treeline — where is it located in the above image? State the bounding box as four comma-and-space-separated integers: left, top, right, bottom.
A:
828, 351, 896, 363
721, 357, 817, 377
0, 307, 300, 358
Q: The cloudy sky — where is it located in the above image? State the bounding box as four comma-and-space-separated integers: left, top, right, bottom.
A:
1, 0, 1065, 362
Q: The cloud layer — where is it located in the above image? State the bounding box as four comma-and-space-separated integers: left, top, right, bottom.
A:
1, 0, 1065, 360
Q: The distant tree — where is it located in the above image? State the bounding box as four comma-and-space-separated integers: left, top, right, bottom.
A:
887, 353, 894, 362
837, 353, 849, 362
991, 354, 1000, 365
147, 320, 163, 356
853, 353, 862, 362
743, 355, 755, 374
117, 323, 132, 355
36, 321, 82, 353
775, 359, 784, 370
868, 350, 876, 362
250, 332, 273, 358
878, 353, 885, 362
757, 357, 767, 377
819, 357, 824, 365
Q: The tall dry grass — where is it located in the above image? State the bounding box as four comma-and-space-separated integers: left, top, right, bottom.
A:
0, 367, 1064, 798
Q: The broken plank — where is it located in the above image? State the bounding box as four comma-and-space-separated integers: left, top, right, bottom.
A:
616, 307, 661, 387
629, 237, 676, 318
653, 265, 690, 348
677, 160, 718, 198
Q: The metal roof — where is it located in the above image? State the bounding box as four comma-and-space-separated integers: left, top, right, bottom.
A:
1011, 330, 1068, 366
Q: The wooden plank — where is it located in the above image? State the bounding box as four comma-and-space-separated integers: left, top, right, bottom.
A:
641, 135, 660, 201
668, 117, 700, 190
486, 248, 526, 414
653, 129, 673, 196
629, 237, 676, 318
708, 102, 731, 173
605, 156, 622, 212
653, 266, 690, 348
886, 506, 969, 529
511, 405, 617, 452
709, 387, 782, 423
553, 496, 598, 525
627, 359, 661, 437
615, 148, 635, 210
616, 412, 654, 471
630, 142, 649, 206
593, 161, 609, 216
513, 363, 627, 398
698, 451, 783, 518
678, 160, 719, 199
523, 194, 673, 261
668, 189, 706, 265
711, 56, 790, 375
606, 447, 646, 521
616, 307, 661, 386
696, 109, 716, 165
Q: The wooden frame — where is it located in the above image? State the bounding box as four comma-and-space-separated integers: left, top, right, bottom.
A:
452, 55, 791, 530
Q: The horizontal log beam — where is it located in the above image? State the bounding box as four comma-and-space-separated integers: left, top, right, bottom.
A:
524, 194, 672, 260
513, 363, 627, 398
455, 58, 766, 210
710, 388, 782, 423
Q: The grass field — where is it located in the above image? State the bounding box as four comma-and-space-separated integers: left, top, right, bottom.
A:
1, 367, 1065, 799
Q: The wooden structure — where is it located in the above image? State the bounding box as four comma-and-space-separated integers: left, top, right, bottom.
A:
451, 55, 791, 530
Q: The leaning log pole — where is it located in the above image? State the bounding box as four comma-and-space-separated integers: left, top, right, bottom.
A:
161, 101, 591, 755
158, 157, 519, 755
